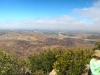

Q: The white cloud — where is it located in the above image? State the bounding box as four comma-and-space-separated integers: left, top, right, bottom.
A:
81, 8, 88, 10
0, 15, 89, 31
93, 0, 100, 7
73, 0, 100, 31
0, 0, 100, 32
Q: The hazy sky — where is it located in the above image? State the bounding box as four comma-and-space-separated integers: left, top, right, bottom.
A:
0, 0, 100, 31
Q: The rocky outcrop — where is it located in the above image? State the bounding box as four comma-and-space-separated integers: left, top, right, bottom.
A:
49, 69, 57, 75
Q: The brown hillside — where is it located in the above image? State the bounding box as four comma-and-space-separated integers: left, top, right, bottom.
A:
0, 30, 98, 58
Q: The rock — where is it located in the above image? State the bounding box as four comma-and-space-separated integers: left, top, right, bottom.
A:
49, 69, 57, 75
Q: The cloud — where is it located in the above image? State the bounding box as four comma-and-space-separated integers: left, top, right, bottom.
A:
73, 0, 100, 31
0, 15, 89, 31
0, 0, 100, 32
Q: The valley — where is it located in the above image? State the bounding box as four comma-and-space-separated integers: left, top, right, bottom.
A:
0, 30, 99, 58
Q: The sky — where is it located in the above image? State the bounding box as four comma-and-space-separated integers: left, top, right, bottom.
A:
0, 0, 100, 32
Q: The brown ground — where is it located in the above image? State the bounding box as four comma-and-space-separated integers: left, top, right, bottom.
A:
0, 30, 99, 58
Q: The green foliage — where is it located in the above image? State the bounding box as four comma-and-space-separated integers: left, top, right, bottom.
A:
28, 48, 93, 75
0, 43, 96, 75
28, 49, 57, 74
0, 49, 26, 75
33, 69, 44, 75
93, 41, 100, 50
53, 49, 93, 75
0, 49, 15, 75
